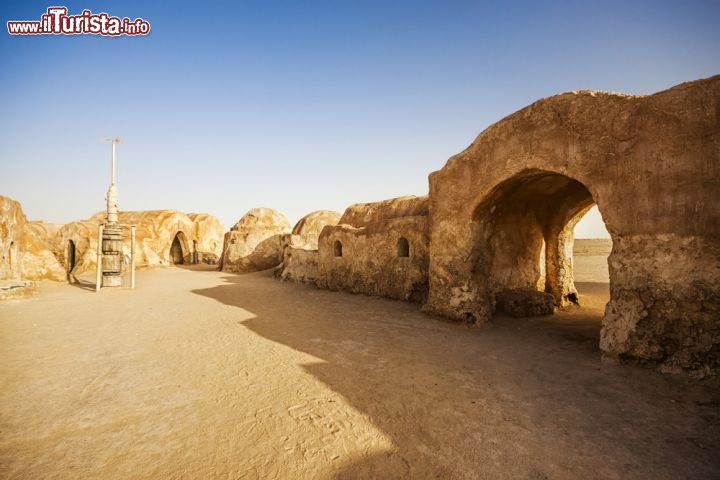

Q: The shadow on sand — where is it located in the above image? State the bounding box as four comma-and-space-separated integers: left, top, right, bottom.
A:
192, 271, 720, 479
67, 276, 98, 292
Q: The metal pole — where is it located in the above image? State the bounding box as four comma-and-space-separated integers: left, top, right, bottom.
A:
95, 224, 104, 292
111, 140, 116, 185
130, 225, 136, 289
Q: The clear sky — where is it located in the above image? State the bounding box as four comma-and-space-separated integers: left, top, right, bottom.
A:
2, 1, 719, 237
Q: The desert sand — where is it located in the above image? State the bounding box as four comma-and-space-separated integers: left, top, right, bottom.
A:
0, 244, 718, 479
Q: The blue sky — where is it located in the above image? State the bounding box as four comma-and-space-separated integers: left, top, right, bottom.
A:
1, 1, 719, 237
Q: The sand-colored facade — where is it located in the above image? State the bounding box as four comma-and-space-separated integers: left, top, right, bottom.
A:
220, 208, 292, 273
275, 76, 720, 375
0, 196, 66, 282
0, 203, 224, 282
316, 197, 430, 302
56, 210, 225, 276
276, 210, 341, 284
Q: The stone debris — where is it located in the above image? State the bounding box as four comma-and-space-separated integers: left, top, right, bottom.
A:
495, 290, 556, 317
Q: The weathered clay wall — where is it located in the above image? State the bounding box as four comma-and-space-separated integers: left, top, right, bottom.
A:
221, 208, 291, 273
0, 196, 26, 280
276, 247, 321, 284
0, 196, 65, 282
291, 210, 341, 250
601, 235, 719, 375
22, 221, 66, 282
100, 210, 197, 267
275, 210, 341, 284
188, 213, 224, 263
339, 196, 427, 227
425, 75, 720, 375
316, 196, 430, 302
56, 220, 101, 275
58, 210, 223, 275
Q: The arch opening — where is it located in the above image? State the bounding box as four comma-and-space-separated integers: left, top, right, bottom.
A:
334, 240, 343, 257
67, 240, 76, 272
397, 237, 410, 258
472, 170, 611, 317
170, 232, 188, 265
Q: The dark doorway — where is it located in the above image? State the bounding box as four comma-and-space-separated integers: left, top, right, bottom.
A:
334, 240, 343, 257
67, 240, 76, 272
171, 234, 184, 264
397, 237, 410, 257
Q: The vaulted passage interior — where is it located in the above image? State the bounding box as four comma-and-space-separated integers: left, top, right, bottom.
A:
171, 232, 186, 265
472, 170, 610, 311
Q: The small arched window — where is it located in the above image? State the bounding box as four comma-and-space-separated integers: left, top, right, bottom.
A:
397, 237, 410, 257
334, 240, 343, 257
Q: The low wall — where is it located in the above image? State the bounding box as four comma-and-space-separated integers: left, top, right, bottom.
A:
317, 215, 429, 302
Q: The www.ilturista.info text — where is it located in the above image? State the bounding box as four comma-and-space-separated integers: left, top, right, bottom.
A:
7, 7, 150, 36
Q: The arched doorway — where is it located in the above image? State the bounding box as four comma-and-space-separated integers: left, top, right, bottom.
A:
472, 170, 610, 311
67, 240, 76, 272
425, 78, 720, 373
170, 232, 186, 265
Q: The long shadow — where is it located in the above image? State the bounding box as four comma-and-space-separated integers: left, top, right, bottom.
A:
67, 276, 97, 291
192, 271, 720, 479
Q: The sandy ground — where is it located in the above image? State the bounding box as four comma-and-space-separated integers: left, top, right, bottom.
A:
0, 250, 718, 479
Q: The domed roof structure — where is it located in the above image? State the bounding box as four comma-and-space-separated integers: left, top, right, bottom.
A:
231, 208, 291, 234
221, 208, 291, 273
292, 210, 341, 235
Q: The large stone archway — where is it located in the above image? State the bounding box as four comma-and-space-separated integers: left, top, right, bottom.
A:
471, 169, 599, 310
425, 76, 720, 374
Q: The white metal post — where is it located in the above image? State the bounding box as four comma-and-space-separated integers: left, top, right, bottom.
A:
102, 137, 122, 224
111, 140, 116, 185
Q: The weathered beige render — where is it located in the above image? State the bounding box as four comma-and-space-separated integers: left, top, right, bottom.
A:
316, 196, 430, 302
0, 202, 225, 285
220, 208, 292, 273
275, 210, 341, 284
57, 210, 224, 277
427, 76, 720, 375
275, 75, 720, 375
0, 195, 65, 282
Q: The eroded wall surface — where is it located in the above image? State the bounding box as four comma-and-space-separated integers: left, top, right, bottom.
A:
1, 196, 65, 282
291, 210, 341, 250
425, 75, 720, 374
277, 246, 320, 284
188, 213, 225, 263
57, 210, 223, 275
22, 221, 66, 281
275, 211, 341, 284
0, 195, 26, 280
316, 196, 430, 302
221, 208, 291, 273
